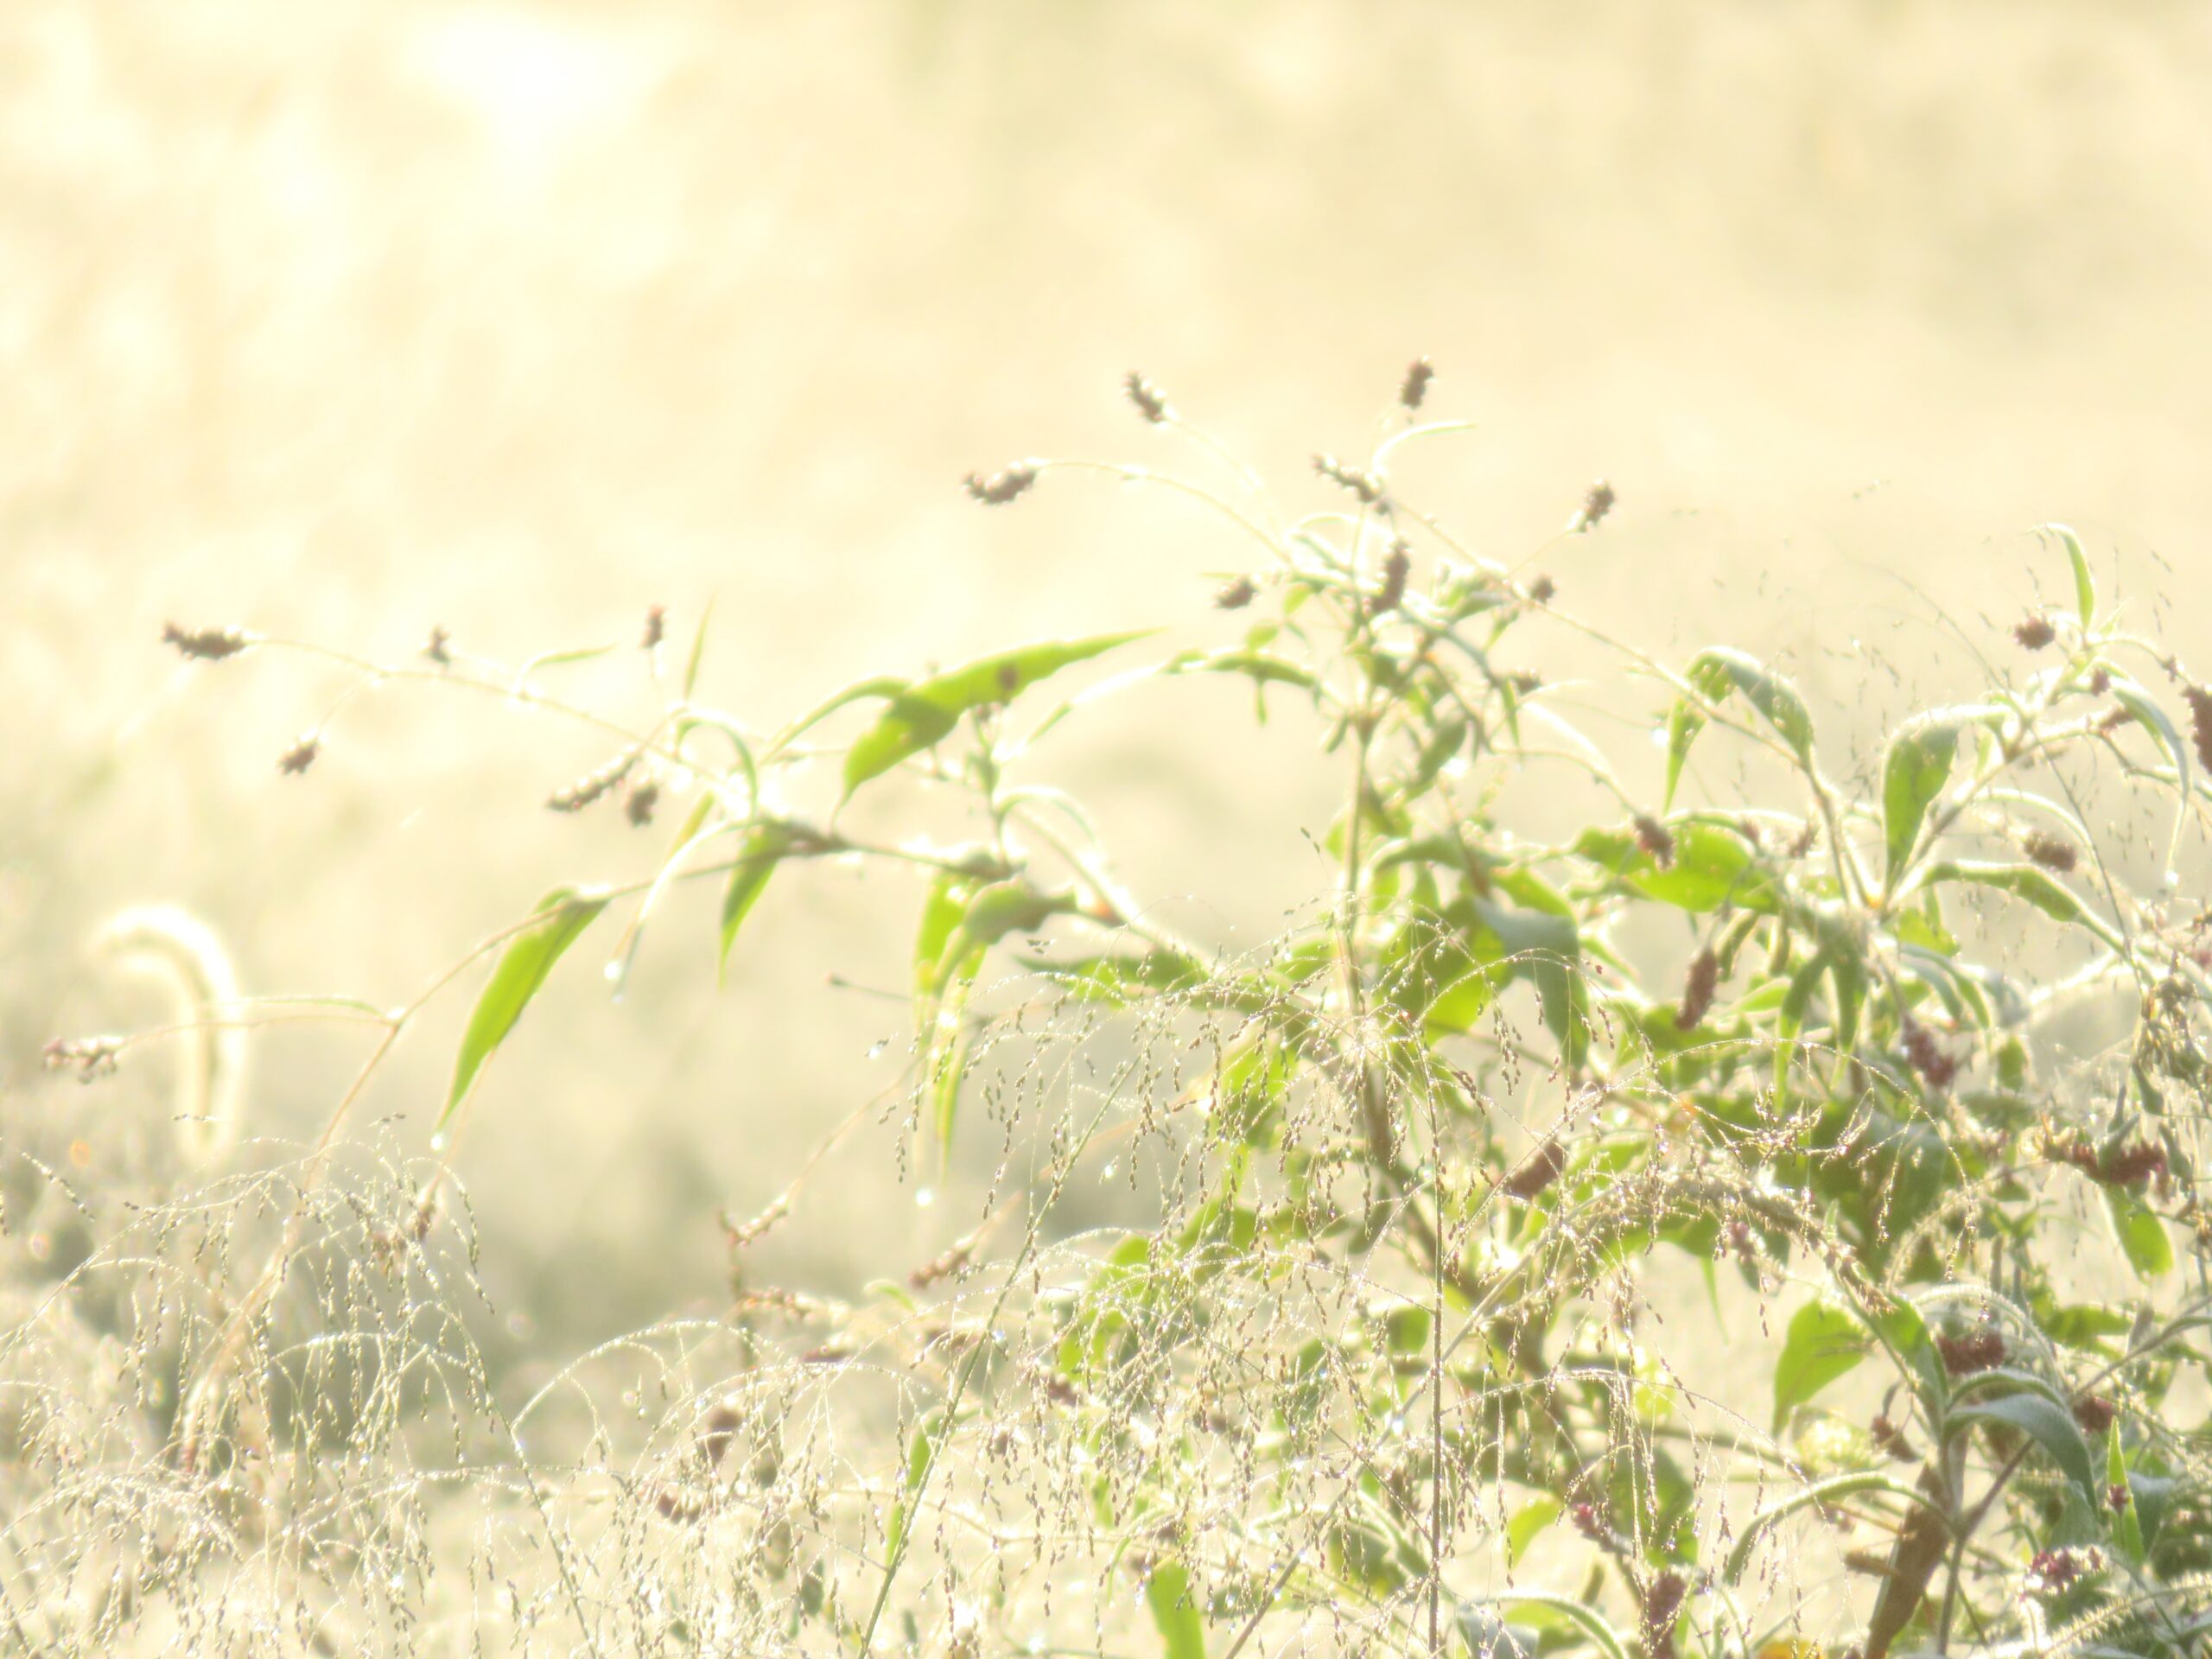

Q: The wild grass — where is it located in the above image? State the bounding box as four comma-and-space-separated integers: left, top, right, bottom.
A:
8, 366, 2212, 1657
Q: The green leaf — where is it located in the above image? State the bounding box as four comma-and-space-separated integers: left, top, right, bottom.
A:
1386, 1305, 1432, 1357
1948, 1391, 2097, 1511
1035, 950, 1208, 1007
1504, 1496, 1560, 1569
681, 595, 714, 698
2107, 1422, 2145, 1563
2105, 1188, 2174, 1280
1779, 948, 1832, 1036
772, 673, 910, 754
443, 887, 611, 1126
842, 631, 1152, 797
1409, 713, 1471, 796
929, 1019, 975, 1152
886, 1412, 942, 1565
1868, 1298, 1948, 1411
1571, 819, 1778, 913
1881, 706, 2003, 891
912, 875, 1076, 1150
1483, 1594, 1630, 1659
1144, 1562, 1207, 1659
914, 871, 982, 997
1160, 646, 1319, 691
2129, 1472, 2177, 1551
1913, 858, 2122, 952
2107, 678, 2192, 870
1724, 1472, 1939, 1586
1465, 895, 1586, 1067
947, 876, 1075, 963
2043, 522, 2095, 627
2037, 1302, 2133, 1351
1773, 1299, 1867, 1430
517, 643, 617, 676
717, 822, 795, 983
1829, 949, 1866, 1052
1663, 648, 1818, 810
1454, 1605, 1536, 1659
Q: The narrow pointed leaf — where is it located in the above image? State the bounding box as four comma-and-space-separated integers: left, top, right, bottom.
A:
2105, 1188, 2173, 1280
718, 822, 796, 982
1504, 1496, 1560, 1568
444, 887, 610, 1125
1773, 1299, 1866, 1429
2108, 680, 2190, 799
1948, 1392, 2097, 1511
2042, 522, 2094, 626
1144, 1562, 1207, 1659
1663, 648, 1816, 810
1881, 706, 2003, 890
843, 631, 1153, 797
1572, 819, 1777, 913
1913, 859, 2120, 947
681, 595, 714, 698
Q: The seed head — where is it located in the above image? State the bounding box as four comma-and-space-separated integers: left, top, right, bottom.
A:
1313, 454, 1382, 505
1527, 575, 1556, 604
2025, 1557, 2079, 1601
909, 1233, 976, 1289
2021, 830, 2077, 873
1567, 480, 1616, 534
2013, 613, 2056, 651
699, 1403, 741, 1467
1641, 1571, 1688, 1659
2185, 683, 2212, 773
1368, 543, 1410, 617
43, 1034, 122, 1082
548, 747, 642, 813
1870, 1413, 1916, 1461
1936, 1326, 2005, 1376
624, 777, 660, 827
642, 605, 666, 650
1213, 575, 1256, 611
1123, 372, 1171, 424
1633, 813, 1677, 868
162, 622, 248, 661
1675, 949, 1719, 1032
654, 1487, 709, 1524
278, 734, 320, 776
963, 463, 1038, 506
1902, 1021, 1958, 1090
1503, 1141, 1566, 1200
423, 625, 453, 666
2073, 1394, 2116, 1436
2095, 1140, 2168, 1188
1398, 357, 1434, 412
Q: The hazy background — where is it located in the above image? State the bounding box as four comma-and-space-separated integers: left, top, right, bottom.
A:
8, 0, 2212, 1363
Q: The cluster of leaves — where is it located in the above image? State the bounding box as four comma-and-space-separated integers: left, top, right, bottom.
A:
10, 370, 2212, 1658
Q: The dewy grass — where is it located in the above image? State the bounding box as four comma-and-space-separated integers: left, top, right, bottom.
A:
10, 367, 2212, 1657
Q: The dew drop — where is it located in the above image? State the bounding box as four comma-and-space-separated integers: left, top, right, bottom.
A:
916, 1186, 935, 1209
867, 1039, 889, 1058
429, 1132, 449, 1154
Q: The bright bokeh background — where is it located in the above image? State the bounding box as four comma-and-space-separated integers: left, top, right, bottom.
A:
9, 0, 2212, 1361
